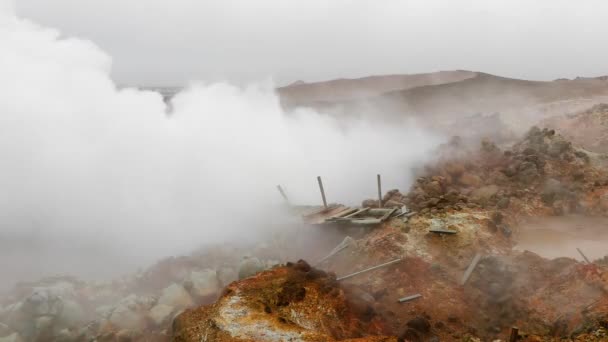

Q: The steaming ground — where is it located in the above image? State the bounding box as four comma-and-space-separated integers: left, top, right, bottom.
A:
0, 6, 441, 289
515, 215, 608, 262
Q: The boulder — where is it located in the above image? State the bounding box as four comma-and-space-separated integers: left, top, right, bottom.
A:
108, 295, 148, 331
148, 304, 174, 326
217, 267, 237, 286
186, 270, 220, 300
158, 284, 194, 309
459, 173, 482, 187
237, 257, 265, 280
0, 333, 22, 342
471, 185, 499, 201
173, 260, 395, 341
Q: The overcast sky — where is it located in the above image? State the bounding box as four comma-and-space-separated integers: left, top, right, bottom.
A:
15, 0, 608, 86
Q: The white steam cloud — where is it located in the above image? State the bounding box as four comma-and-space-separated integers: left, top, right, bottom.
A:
0, 5, 441, 285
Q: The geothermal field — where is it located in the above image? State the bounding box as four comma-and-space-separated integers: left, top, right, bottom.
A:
3, 1, 608, 342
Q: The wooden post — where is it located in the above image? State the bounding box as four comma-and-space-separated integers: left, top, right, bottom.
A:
377, 174, 382, 208
276, 185, 289, 204
337, 258, 402, 281
577, 247, 591, 264
317, 176, 328, 208
461, 253, 482, 286
509, 327, 519, 342
398, 294, 422, 303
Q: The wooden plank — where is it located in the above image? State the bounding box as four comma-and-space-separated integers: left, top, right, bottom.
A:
350, 218, 382, 225
317, 176, 328, 208
429, 228, 458, 235
379, 208, 397, 221
377, 174, 383, 208
398, 294, 422, 303
461, 253, 482, 286
345, 207, 371, 218
276, 185, 289, 204
577, 247, 592, 264
330, 208, 372, 222
337, 258, 402, 281
328, 207, 357, 219
509, 327, 519, 342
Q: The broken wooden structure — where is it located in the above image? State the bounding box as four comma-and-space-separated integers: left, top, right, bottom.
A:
279, 175, 408, 226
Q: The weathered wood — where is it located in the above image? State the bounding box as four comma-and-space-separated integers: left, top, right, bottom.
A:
509, 327, 519, 342
377, 174, 383, 208
276, 185, 289, 204
429, 228, 458, 235
344, 207, 371, 218
315, 236, 354, 265
337, 258, 402, 281
328, 207, 358, 219
577, 247, 592, 264
317, 176, 328, 208
398, 293, 422, 303
461, 253, 482, 286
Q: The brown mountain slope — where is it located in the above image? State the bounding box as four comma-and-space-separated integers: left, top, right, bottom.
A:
276, 70, 477, 106
278, 72, 608, 121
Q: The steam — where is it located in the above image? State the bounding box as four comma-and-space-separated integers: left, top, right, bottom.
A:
0, 6, 441, 285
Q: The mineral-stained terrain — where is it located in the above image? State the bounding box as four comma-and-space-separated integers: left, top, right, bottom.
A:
4, 106, 608, 341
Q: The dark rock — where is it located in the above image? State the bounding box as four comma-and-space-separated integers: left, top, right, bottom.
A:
400, 328, 421, 342
407, 316, 431, 333
490, 212, 503, 224
496, 197, 510, 209
499, 224, 512, 237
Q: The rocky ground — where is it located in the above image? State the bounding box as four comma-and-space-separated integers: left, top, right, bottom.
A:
4, 114, 608, 341
543, 104, 608, 154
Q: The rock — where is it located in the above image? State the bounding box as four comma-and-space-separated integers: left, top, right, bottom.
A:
384, 200, 404, 208
217, 267, 237, 286
423, 181, 443, 197
541, 178, 571, 204
548, 139, 571, 157
108, 295, 148, 331
496, 197, 510, 209
400, 328, 421, 342
406, 316, 431, 333
173, 263, 394, 341
499, 224, 512, 237
491, 212, 503, 224
116, 329, 141, 342
471, 185, 499, 201
55, 299, 85, 328
459, 173, 482, 187
362, 199, 380, 208
54, 328, 77, 342
21, 290, 63, 317
0, 333, 22, 342
109, 305, 146, 331
382, 189, 401, 202
33, 316, 53, 335
186, 270, 220, 300
95, 305, 114, 319
148, 304, 174, 326
0, 323, 12, 337
158, 284, 194, 309
516, 162, 539, 184
237, 257, 265, 280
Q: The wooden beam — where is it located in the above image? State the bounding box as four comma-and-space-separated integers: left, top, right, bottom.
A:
276, 185, 289, 204
577, 247, 591, 264
337, 258, 402, 281
509, 327, 519, 342
461, 253, 482, 286
398, 294, 422, 303
317, 176, 328, 208
377, 174, 382, 208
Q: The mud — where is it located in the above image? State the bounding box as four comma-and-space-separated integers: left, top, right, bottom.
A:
515, 215, 608, 262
